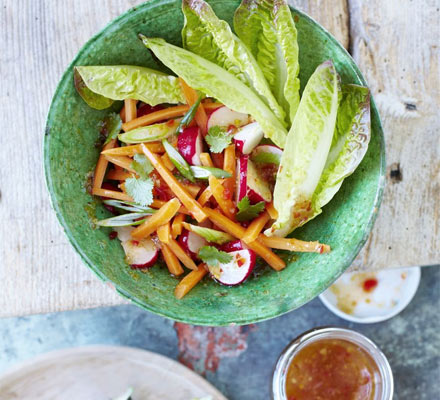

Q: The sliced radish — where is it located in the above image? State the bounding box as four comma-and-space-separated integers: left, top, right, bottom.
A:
178, 229, 207, 258
250, 144, 283, 165
207, 106, 250, 131
121, 238, 159, 269
115, 226, 135, 242
236, 155, 272, 204
137, 104, 164, 117
219, 239, 246, 252
177, 126, 203, 166
233, 122, 264, 154
208, 249, 256, 286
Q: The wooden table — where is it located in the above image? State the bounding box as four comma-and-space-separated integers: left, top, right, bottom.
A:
1, 0, 438, 317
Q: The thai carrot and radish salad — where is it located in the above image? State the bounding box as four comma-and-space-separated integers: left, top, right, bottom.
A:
75, 0, 370, 299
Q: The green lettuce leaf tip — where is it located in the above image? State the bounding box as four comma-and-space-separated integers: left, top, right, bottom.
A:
182, 0, 286, 125
234, 0, 300, 124
139, 35, 288, 148
74, 65, 185, 107
312, 84, 371, 215
267, 60, 341, 237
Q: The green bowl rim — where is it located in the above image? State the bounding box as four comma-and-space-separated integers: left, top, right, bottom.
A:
43, 0, 386, 326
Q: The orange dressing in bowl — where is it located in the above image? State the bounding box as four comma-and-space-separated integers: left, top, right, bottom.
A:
285, 338, 379, 400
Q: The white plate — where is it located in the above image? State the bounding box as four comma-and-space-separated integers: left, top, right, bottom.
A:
0, 346, 228, 400
319, 267, 421, 323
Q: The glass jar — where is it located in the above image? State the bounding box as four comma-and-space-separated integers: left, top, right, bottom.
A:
272, 327, 393, 400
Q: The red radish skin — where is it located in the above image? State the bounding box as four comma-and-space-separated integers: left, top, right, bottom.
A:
121, 238, 159, 269
137, 104, 164, 117
236, 156, 272, 204
233, 122, 264, 154
219, 239, 246, 252
178, 127, 203, 166
209, 249, 256, 286
207, 106, 250, 131
178, 229, 207, 258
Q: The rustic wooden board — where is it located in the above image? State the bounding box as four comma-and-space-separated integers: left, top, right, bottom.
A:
0, 0, 437, 317
349, 0, 440, 270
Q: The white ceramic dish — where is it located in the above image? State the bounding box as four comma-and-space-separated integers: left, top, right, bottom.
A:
319, 267, 421, 323
0, 345, 227, 400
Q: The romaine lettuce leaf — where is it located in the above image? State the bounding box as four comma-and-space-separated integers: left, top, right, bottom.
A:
140, 35, 288, 148
74, 68, 114, 110
182, 0, 286, 125
234, 0, 300, 124
311, 84, 371, 216
74, 65, 185, 106
266, 60, 340, 237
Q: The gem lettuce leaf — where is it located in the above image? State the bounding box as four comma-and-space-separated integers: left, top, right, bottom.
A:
74, 65, 185, 108
139, 35, 288, 148
234, 0, 300, 124
267, 61, 340, 237
182, 0, 286, 125
311, 84, 371, 217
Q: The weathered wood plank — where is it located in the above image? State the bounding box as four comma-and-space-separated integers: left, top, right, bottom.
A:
349, 0, 440, 270
291, 0, 349, 48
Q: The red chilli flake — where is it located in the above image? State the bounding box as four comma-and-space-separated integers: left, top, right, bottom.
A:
166, 119, 176, 127
237, 258, 245, 267
131, 240, 140, 246
109, 231, 118, 240
363, 278, 378, 292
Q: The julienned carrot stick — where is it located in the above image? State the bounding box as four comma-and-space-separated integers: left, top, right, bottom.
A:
93, 139, 117, 190
161, 153, 175, 171
103, 154, 136, 173
202, 101, 223, 110
223, 144, 236, 200
124, 99, 137, 122
157, 222, 171, 243
167, 238, 198, 270
179, 78, 208, 135
102, 143, 164, 156
210, 152, 224, 169
200, 153, 215, 168
197, 186, 212, 206
151, 199, 190, 215
259, 236, 331, 254
242, 211, 270, 244
208, 176, 235, 219
120, 105, 126, 123
266, 202, 278, 219
186, 183, 202, 198
141, 144, 207, 222
106, 169, 135, 181
171, 214, 185, 238
203, 207, 286, 271
161, 244, 184, 276
92, 188, 133, 202
122, 105, 189, 132
131, 198, 181, 239
174, 264, 208, 299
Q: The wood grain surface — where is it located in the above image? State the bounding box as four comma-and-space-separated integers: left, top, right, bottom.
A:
0, 0, 438, 317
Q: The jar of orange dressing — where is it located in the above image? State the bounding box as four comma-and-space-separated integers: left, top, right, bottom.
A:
272, 327, 393, 400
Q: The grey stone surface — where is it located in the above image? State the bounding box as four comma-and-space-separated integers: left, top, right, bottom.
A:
0, 267, 438, 400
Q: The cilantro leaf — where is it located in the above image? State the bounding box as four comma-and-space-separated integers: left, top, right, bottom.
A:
125, 177, 154, 207
198, 246, 233, 266
131, 154, 153, 179
205, 126, 232, 153
236, 196, 265, 222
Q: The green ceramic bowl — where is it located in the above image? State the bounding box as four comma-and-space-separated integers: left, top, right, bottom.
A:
44, 0, 385, 326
